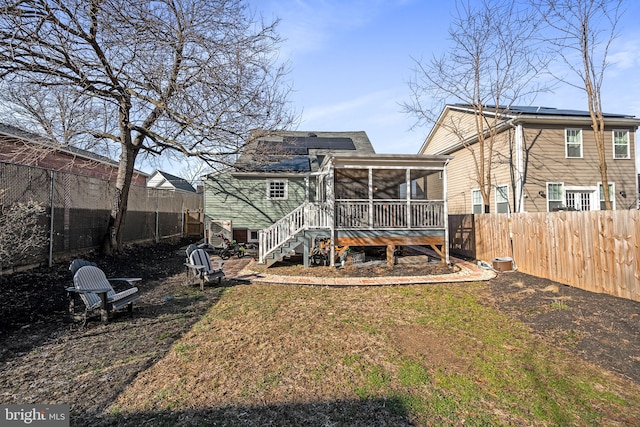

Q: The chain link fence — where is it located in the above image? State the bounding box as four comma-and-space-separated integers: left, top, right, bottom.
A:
0, 162, 202, 271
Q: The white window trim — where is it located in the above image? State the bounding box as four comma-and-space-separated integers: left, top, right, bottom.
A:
248, 230, 259, 242
495, 184, 509, 213
612, 129, 630, 159
598, 182, 616, 210
471, 188, 483, 214
266, 179, 288, 200
565, 128, 583, 159
546, 182, 564, 212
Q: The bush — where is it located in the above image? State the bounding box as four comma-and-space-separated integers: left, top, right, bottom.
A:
0, 200, 48, 269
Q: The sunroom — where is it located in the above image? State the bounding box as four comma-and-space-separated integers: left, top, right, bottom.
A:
259, 154, 452, 267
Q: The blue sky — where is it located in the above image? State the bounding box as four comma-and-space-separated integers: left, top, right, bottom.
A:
250, 0, 640, 166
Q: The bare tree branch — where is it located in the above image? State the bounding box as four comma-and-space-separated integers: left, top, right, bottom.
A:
403, 0, 551, 212
531, 0, 623, 210
0, 0, 295, 252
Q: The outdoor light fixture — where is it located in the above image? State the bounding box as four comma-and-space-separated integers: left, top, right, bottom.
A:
538, 191, 546, 198
619, 190, 627, 198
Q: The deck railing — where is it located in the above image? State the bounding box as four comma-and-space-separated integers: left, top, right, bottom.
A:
259, 200, 445, 263
335, 200, 445, 229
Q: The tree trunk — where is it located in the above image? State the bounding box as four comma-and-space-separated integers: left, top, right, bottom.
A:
102, 97, 139, 254
592, 116, 611, 210
102, 142, 139, 254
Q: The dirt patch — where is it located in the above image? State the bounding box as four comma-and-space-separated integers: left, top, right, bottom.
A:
392, 325, 473, 374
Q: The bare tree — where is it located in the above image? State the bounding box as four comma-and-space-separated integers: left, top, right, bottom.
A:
404, 0, 548, 213
531, 0, 623, 210
0, 0, 294, 253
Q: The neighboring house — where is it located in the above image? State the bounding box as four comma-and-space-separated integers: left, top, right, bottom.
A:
0, 123, 148, 185
419, 105, 640, 213
204, 130, 452, 266
147, 170, 197, 193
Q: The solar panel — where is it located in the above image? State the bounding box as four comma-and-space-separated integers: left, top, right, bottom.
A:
248, 156, 310, 172
243, 136, 356, 172
255, 140, 307, 155
281, 136, 356, 150
306, 137, 355, 150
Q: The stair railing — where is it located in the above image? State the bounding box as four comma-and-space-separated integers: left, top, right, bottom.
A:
258, 202, 331, 263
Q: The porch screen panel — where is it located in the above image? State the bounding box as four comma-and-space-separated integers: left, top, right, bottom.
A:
335, 169, 368, 200
373, 169, 406, 200
410, 169, 441, 200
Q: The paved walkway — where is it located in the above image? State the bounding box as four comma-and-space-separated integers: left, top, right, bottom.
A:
222, 256, 496, 286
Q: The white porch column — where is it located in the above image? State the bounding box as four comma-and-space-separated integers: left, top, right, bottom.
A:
328, 159, 336, 267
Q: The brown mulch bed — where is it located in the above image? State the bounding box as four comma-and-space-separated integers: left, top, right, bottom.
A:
0, 240, 639, 425
249, 255, 458, 277
486, 270, 640, 385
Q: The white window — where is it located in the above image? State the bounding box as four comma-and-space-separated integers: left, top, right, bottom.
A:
547, 182, 564, 212
471, 189, 483, 214
598, 182, 615, 210
248, 230, 259, 242
565, 129, 583, 158
613, 130, 630, 159
495, 185, 509, 213
266, 179, 288, 200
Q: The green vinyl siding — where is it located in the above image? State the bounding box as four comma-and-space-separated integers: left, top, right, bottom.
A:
204, 172, 307, 230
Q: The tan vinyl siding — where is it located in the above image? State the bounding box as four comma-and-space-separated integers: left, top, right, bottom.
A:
425, 173, 444, 200
489, 132, 514, 212
520, 125, 638, 212
442, 128, 514, 214
421, 110, 479, 155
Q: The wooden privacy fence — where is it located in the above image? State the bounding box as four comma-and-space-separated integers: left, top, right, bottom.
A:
449, 211, 640, 302
184, 209, 204, 237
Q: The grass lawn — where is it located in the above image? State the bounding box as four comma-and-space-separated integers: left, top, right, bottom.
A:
107, 282, 640, 426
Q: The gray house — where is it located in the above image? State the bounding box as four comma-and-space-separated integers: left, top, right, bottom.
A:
203, 130, 451, 267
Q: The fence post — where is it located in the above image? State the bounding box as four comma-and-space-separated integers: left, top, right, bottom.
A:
48, 170, 55, 267
155, 189, 159, 243
181, 199, 185, 237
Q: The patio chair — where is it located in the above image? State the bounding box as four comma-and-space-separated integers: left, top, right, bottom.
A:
184, 248, 225, 290
67, 265, 141, 323
69, 258, 97, 275
185, 244, 199, 259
